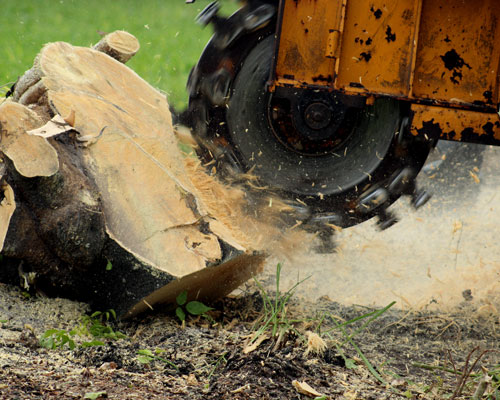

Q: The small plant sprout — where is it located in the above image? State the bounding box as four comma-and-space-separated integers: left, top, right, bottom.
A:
204, 351, 228, 389
78, 309, 126, 341
137, 348, 178, 371
39, 309, 126, 350
39, 329, 76, 350
175, 290, 214, 325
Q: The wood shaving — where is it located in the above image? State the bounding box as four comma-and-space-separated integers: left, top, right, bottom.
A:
304, 331, 327, 356
27, 114, 73, 138
292, 380, 325, 398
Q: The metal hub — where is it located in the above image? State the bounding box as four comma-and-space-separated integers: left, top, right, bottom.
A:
304, 102, 333, 131
268, 89, 356, 156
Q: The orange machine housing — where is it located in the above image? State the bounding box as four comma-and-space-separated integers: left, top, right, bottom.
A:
270, 0, 500, 145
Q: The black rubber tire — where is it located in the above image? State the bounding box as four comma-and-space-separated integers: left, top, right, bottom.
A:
226, 37, 400, 197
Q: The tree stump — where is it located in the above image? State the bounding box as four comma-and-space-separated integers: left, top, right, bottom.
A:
0, 32, 266, 318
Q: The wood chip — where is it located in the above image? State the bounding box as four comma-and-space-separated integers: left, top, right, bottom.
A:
243, 333, 269, 354
292, 380, 325, 398
469, 170, 480, 184
27, 114, 73, 138
305, 331, 327, 355
231, 384, 250, 394
63, 109, 76, 127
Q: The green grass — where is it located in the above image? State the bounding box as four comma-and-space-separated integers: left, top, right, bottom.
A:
250, 263, 311, 348
0, 0, 238, 109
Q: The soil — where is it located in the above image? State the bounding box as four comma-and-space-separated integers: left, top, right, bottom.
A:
0, 280, 498, 400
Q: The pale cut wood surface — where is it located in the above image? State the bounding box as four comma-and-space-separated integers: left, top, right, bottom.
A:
0, 32, 266, 317
93, 30, 140, 63
37, 41, 223, 277
0, 101, 59, 178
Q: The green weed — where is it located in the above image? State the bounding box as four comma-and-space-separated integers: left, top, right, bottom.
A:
321, 302, 396, 383
136, 348, 178, 371
249, 264, 398, 388
483, 364, 500, 399
175, 290, 214, 325
250, 264, 398, 385
40, 309, 126, 350
78, 309, 126, 341
207, 352, 228, 380
39, 328, 76, 350
203, 351, 229, 389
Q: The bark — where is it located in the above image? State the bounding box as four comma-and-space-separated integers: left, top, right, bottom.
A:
0, 31, 265, 318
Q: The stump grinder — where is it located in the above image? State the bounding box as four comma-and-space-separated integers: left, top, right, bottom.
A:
186, 0, 500, 231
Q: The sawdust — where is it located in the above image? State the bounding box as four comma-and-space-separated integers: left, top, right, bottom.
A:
183, 155, 313, 261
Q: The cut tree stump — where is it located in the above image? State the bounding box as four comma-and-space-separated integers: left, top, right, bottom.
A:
0, 31, 267, 318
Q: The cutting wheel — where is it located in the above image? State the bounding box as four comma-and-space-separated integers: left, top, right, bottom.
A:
228, 36, 400, 198
188, 4, 432, 228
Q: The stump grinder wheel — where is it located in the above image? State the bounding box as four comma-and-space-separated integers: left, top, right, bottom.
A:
187, 1, 433, 231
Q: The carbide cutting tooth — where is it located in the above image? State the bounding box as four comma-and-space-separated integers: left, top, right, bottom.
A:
196, 1, 222, 28
376, 208, 398, 230
412, 190, 431, 209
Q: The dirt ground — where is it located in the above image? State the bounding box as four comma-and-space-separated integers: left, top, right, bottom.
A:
0, 279, 498, 400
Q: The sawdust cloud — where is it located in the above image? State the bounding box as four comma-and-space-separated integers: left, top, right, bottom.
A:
178, 129, 500, 315
183, 155, 314, 262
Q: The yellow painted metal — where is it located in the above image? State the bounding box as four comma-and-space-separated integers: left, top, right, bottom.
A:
336, 0, 421, 96
412, 0, 500, 106
273, 0, 500, 112
326, 30, 341, 59
273, 0, 344, 88
270, 0, 500, 145
410, 104, 500, 144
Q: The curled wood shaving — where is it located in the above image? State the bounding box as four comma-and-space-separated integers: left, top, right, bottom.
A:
63, 109, 76, 127
304, 331, 327, 356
